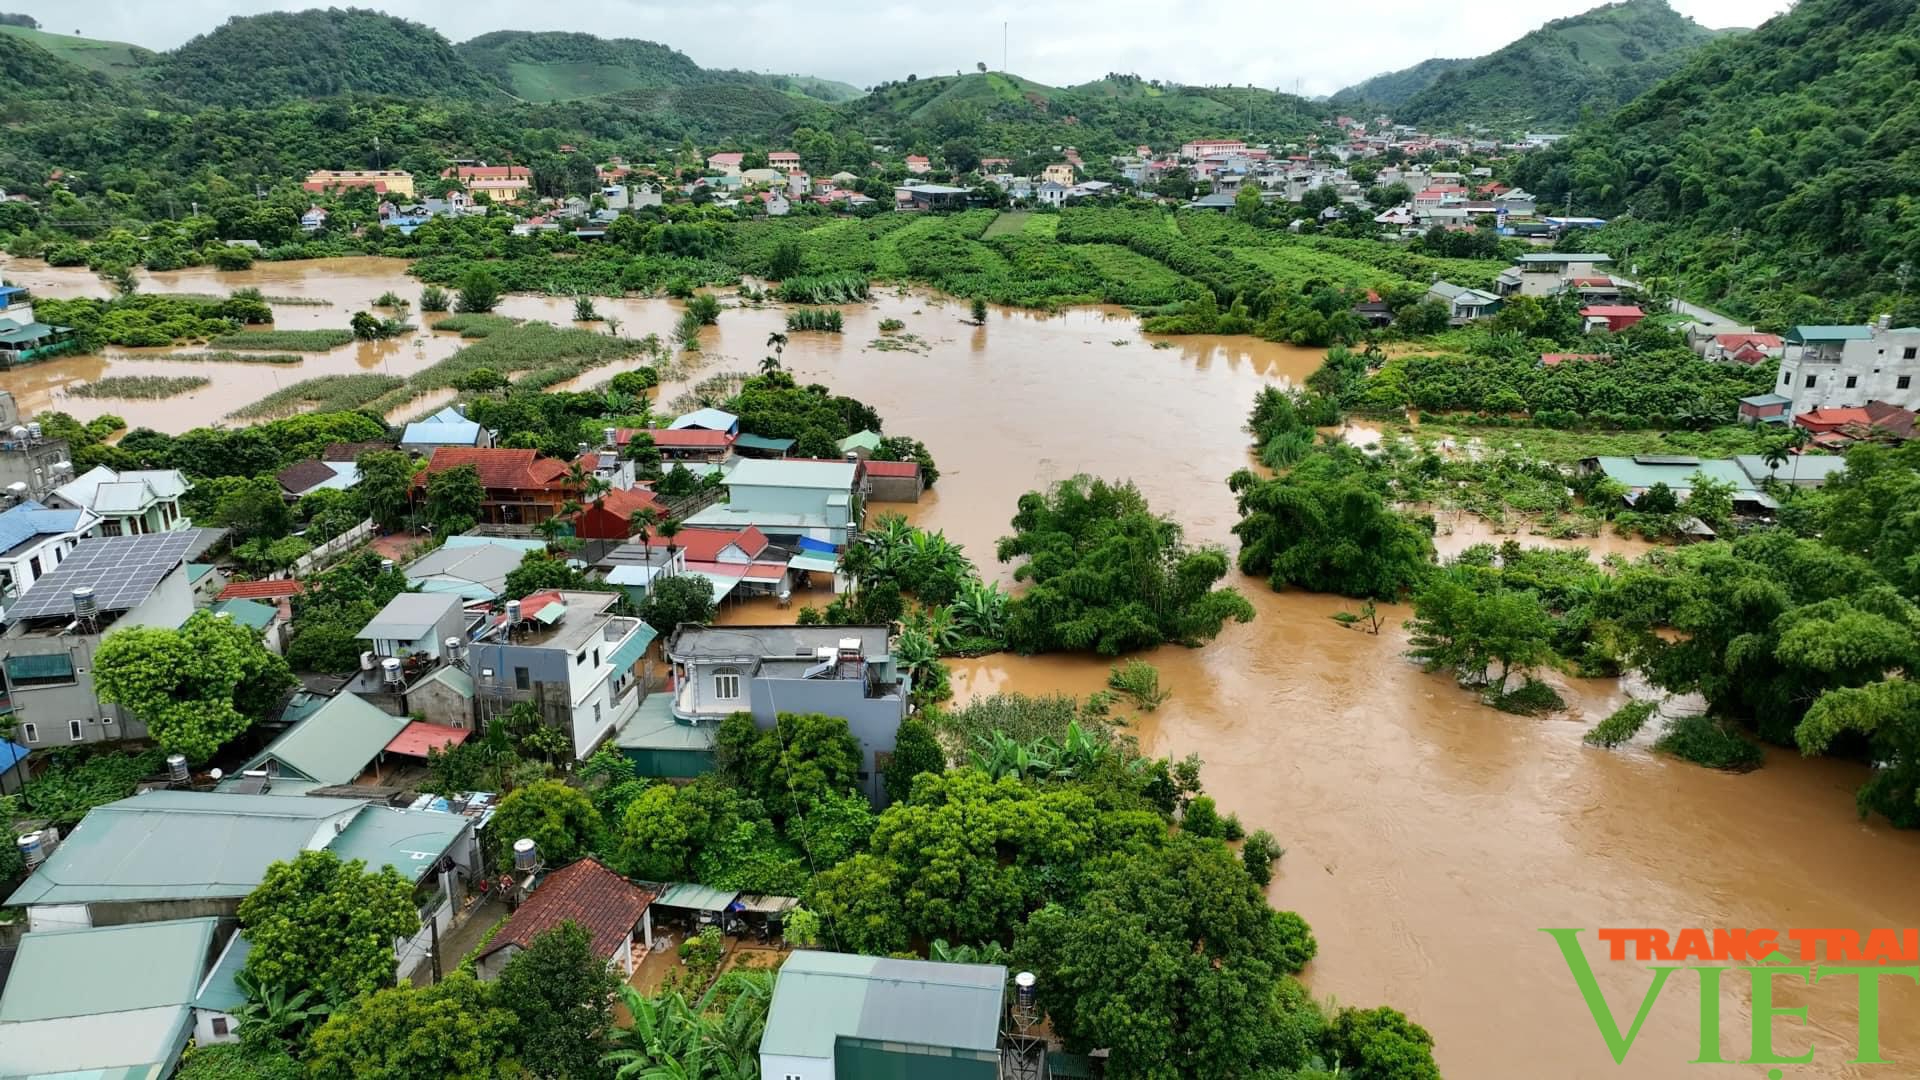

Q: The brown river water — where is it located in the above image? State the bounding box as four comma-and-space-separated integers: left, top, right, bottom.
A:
6, 257, 1919, 1077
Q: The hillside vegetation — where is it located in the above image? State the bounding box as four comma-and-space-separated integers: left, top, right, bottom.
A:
1397, 0, 1726, 129
454, 30, 862, 104
1330, 57, 1470, 110
1514, 0, 1920, 328
0, 23, 154, 77
0, 31, 113, 100
154, 9, 508, 106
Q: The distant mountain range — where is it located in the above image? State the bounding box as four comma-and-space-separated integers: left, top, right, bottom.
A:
1332, 0, 1735, 129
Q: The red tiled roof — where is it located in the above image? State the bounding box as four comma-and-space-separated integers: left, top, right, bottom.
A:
685, 559, 787, 581
631, 525, 759, 563
1568, 277, 1615, 288
1796, 407, 1872, 430
444, 165, 530, 181
323, 440, 392, 462
650, 429, 734, 449
1581, 306, 1644, 317
707, 152, 744, 165
422, 448, 570, 491
277, 459, 337, 494
864, 460, 921, 478
581, 487, 664, 522
1714, 333, 1783, 349
385, 721, 471, 758
218, 579, 304, 600
479, 859, 656, 962
1540, 353, 1606, 367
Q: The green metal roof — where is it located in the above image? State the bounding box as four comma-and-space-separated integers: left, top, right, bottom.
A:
654, 882, 738, 911
0, 320, 62, 345
325, 805, 467, 883
616, 694, 717, 752
211, 597, 277, 630
837, 430, 882, 454
607, 623, 657, 672
0, 918, 219, 1022
418, 664, 474, 698
5, 791, 366, 907
0, 1006, 191, 1079
230, 692, 409, 786
760, 951, 1007, 1060
194, 932, 253, 1013
723, 458, 858, 491
789, 553, 838, 574
734, 433, 796, 452
1788, 325, 1873, 342
185, 563, 216, 583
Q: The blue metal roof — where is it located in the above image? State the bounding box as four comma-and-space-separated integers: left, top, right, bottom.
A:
400, 420, 482, 446
0, 740, 27, 771
1788, 325, 1873, 343
0, 501, 84, 553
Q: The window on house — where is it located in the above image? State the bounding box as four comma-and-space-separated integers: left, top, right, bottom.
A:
1902, 376, 1913, 390
1847, 375, 1859, 388
1906, 347, 1918, 360
21, 722, 36, 744
1806, 375, 1817, 389
27, 556, 40, 578
514, 667, 531, 691
211, 1017, 229, 1037
68, 720, 83, 741
592, 649, 600, 667
1781, 371, 1790, 385
593, 702, 602, 725
5, 653, 75, 688
714, 668, 741, 700
576, 651, 587, 666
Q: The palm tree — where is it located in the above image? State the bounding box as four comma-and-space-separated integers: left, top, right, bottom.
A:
765, 331, 788, 357
759, 353, 782, 375
629, 505, 662, 557
657, 517, 683, 557
1788, 424, 1812, 486
536, 515, 568, 549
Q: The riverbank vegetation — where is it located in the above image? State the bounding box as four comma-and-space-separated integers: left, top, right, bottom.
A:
35, 293, 272, 348
207, 329, 356, 352
68, 375, 208, 400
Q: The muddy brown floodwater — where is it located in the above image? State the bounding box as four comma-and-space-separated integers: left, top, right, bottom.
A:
8, 257, 1920, 1077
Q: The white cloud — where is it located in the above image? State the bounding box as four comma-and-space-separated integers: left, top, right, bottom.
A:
32, 0, 1791, 96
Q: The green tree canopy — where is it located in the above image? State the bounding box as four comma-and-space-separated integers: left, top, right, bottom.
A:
237, 850, 420, 1008
304, 972, 520, 1080
487, 779, 603, 870
92, 611, 293, 760
495, 922, 621, 1080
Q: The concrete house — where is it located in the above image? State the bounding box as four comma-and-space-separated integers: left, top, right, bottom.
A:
49, 465, 192, 536
0, 499, 97, 619
666, 624, 906, 802
0, 396, 76, 500
759, 951, 1007, 1080
403, 534, 550, 603
475, 858, 657, 980
467, 589, 654, 759
2, 529, 216, 749
1777, 319, 1920, 413
1426, 281, 1502, 323
685, 459, 863, 546
219, 691, 411, 797
415, 447, 571, 526
1493, 253, 1615, 298
357, 591, 470, 665
0, 917, 229, 1079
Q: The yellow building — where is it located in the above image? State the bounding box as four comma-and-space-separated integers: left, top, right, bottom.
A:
1042, 163, 1076, 186
303, 170, 416, 197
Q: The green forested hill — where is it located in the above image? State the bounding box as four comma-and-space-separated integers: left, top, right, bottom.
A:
1513, 0, 1920, 328
154, 9, 507, 106
1329, 58, 1471, 111
832, 72, 1321, 157
0, 23, 154, 77
453, 30, 862, 104
1396, 0, 1726, 129
0, 32, 113, 100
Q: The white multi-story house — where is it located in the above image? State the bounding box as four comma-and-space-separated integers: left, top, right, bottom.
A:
1777, 317, 1920, 413
467, 589, 653, 759
47, 466, 191, 536
0, 500, 98, 620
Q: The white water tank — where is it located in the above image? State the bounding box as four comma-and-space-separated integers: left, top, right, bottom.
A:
380, 657, 404, 688
16, 831, 44, 869
505, 599, 522, 626
512, 838, 538, 872
166, 754, 189, 783
603, 427, 617, 447
444, 636, 464, 658
71, 586, 97, 620
360, 651, 377, 671
26, 422, 40, 439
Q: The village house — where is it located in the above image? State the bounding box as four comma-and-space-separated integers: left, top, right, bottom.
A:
218, 691, 410, 797
467, 589, 653, 759
274, 457, 360, 500
705, 152, 744, 176
666, 624, 906, 802
0, 499, 97, 620
684, 458, 864, 546
1776, 318, 1920, 413
49, 465, 191, 536
759, 951, 1008, 1080
571, 486, 666, 542
356, 591, 470, 668
1426, 281, 1502, 324
1, 529, 217, 750
1581, 305, 1645, 334
904, 154, 931, 174
442, 164, 531, 202
1738, 393, 1793, 425
1041, 162, 1076, 186
1181, 138, 1247, 159
0, 286, 75, 366
1494, 253, 1616, 298
414, 447, 571, 525
299, 206, 328, 232
303, 169, 415, 197
767, 151, 801, 171
1702, 332, 1785, 365
399, 534, 549, 604
898, 183, 971, 210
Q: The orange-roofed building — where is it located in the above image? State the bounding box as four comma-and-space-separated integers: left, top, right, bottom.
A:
1794, 406, 1872, 434
303, 169, 415, 197
442, 164, 531, 202
573, 487, 667, 541
475, 858, 657, 979
417, 448, 571, 525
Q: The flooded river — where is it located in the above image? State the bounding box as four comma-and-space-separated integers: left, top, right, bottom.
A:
6, 256, 1919, 1077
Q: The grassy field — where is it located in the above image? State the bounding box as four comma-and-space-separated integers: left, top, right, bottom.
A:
1389, 420, 1780, 465
207, 330, 356, 352
230, 374, 405, 420
364, 322, 643, 415
0, 24, 152, 77
69, 375, 208, 400
982, 211, 1031, 239
150, 350, 303, 364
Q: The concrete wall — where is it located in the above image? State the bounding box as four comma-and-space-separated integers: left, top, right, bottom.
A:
1780, 330, 1920, 412
409, 678, 474, 729
747, 678, 904, 802
27, 896, 242, 931
761, 1053, 833, 1080
867, 475, 922, 503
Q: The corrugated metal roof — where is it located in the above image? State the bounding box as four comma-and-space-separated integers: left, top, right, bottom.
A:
4, 791, 363, 907
0, 1005, 190, 1078
616, 694, 716, 752
0, 918, 218, 1021
723, 459, 857, 491
325, 806, 467, 883
229, 692, 408, 786
607, 624, 656, 671
210, 597, 277, 630
0, 500, 85, 554
668, 408, 739, 433
400, 420, 483, 446
654, 882, 738, 911
760, 951, 1006, 1059
357, 591, 462, 642
733, 433, 795, 452
194, 932, 252, 1013
1788, 325, 1873, 342
837, 430, 882, 453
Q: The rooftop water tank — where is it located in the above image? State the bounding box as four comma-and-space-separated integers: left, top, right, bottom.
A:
16, 831, 45, 869
380, 656, 403, 688
72, 586, 97, 620
513, 837, 538, 872
166, 754, 189, 783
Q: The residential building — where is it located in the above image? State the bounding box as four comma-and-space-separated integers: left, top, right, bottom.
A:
357, 591, 471, 664
624, 425, 736, 463
836, 430, 882, 460
4, 790, 473, 932
1581, 305, 1645, 334
0, 499, 96, 618
573, 487, 666, 542
400, 405, 490, 455
1351, 290, 1395, 328
686, 458, 864, 546
0, 395, 76, 500
1702, 332, 1785, 365
468, 589, 654, 759
865, 459, 924, 503
1493, 253, 1615, 298
218, 691, 411, 797
669, 407, 740, 434
898, 183, 970, 210
2, 530, 215, 749
0, 917, 229, 1079
1042, 162, 1075, 185
275, 458, 359, 499
904, 154, 931, 174
631, 182, 663, 209
1181, 138, 1248, 159
759, 951, 1006, 1080
48, 465, 191, 535
706, 152, 744, 176
766, 191, 791, 216
767, 151, 801, 171
415, 447, 571, 525
666, 624, 906, 802
402, 534, 549, 603
303, 170, 415, 197
211, 595, 288, 654
1426, 281, 1502, 323
1737, 393, 1792, 425
475, 858, 657, 980
0, 284, 75, 365
1580, 454, 1848, 522
443, 164, 532, 202
1777, 319, 1920, 413
299, 206, 328, 232
1035, 181, 1068, 207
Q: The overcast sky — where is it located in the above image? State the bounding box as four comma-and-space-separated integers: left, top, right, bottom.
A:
32, 0, 1789, 96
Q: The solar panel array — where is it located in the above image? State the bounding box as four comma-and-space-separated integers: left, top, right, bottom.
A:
5, 530, 205, 622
